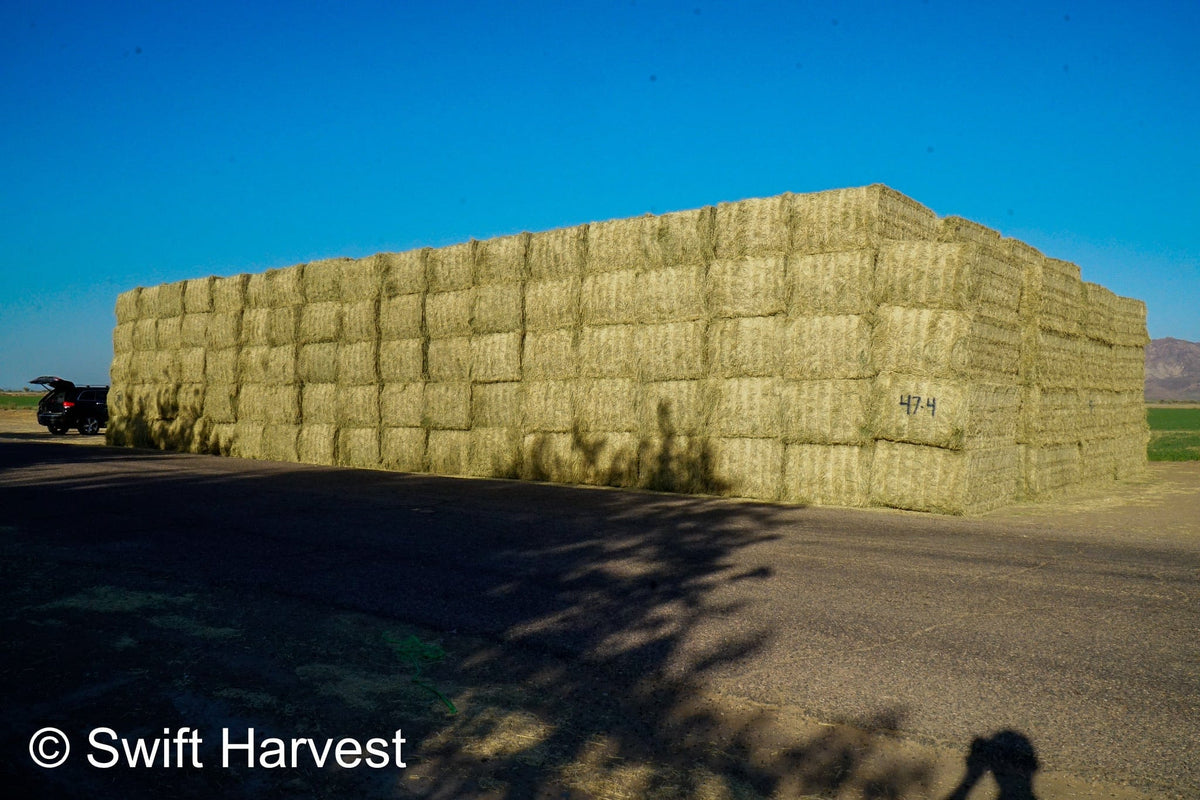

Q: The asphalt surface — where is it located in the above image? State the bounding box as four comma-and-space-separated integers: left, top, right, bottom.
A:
2, 439, 1198, 797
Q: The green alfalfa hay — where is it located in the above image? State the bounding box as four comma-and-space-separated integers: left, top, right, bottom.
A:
578, 324, 639, 379
636, 265, 705, 323
113, 322, 135, 354
132, 318, 158, 351
427, 336, 471, 383
301, 383, 337, 425
341, 299, 379, 343
873, 307, 972, 379
212, 274, 249, 313
178, 348, 206, 383
780, 379, 872, 446
202, 384, 238, 424
180, 313, 209, 348
522, 329, 577, 382
708, 316, 782, 378
527, 224, 587, 280
426, 429, 472, 475
714, 195, 790, 260
1022, 444, 1082, 497
580, 269, 640, 325
238, 383, 300, 425
782, 443, 872, 507
155, 316, 183, 350
789, 185, 937, 255
206, 313, 241, 349
298, 301, 342, 344
380, 293, 423, 340
262, 424, 300, 462
707, 256, 786, 319
870, 374, 1020, 451
298, 424, 337, 465
784, 314, 873, 380
869, 441, 1021, 514
709, 437, 784, 501
425, 290, 472, 338
238, 345, 297, 385
340, 255, 383, 302
338, 427, 382, 469
298, 342, 338, 384
648, 205, 714, 269
637, 379, 711, 438
183, 276, 215, 314
381, 426, 427, 472
337, 340, 378, 385
302, 257, 350, 303
335, 384, 380, 427
521, 380, 576, 433
637, 320, 705, 382
379, 249, 427, 298
470, 333, 521, 384
379, 339, 424, 383
116, 287, 142, 324
475, 232, 530, 285
785, 249, 876, 316
466, 427, 521, 478
204, 348, 239, 385
1038, 257, 1086, 337
710, 377, 782, 438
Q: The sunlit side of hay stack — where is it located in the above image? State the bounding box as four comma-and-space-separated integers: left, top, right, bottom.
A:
109, 185, 1148, 514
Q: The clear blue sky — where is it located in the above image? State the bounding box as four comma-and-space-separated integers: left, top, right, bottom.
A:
2, 0, 1197, 389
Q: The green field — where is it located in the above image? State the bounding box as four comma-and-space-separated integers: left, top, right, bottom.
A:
0, 393, 40, 410
1147, 406, 1200, 461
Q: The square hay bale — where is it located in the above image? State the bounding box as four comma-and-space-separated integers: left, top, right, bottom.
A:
380, 250, 427, 298
230, 421, 265, 460
174, 383, 206, 419
1031, 331, 1084, 389
241, 308, 271, 346
299, 302, 342, 343
196, 422, 236, 456
239, 383, 300, 424
336, 384, 380, 427
1020, 387, 1084, 446
711, 437, 784, 500
782, 444, 872, 507
712, 378, 782, 437
476, 233, 529, 285
133, 318, 158, 351
522, 380, 576, 433
520, 432, 583, 483
338, 427, 381, 469
586, 215, 651, 273
380, 382, 425, 427
467, 427, 520, 478
709, 316, 783, 378
581, 269, 639, 325
267, 306, 297, 345
473, 283, 523, 333
179, 347, 206, 383
301, 257, 350, 303
648, 206, 714, 269
298, 424, 337, 465
116, 288, 142, 324
379, 338, 425, 382
428, 336, 470, 382
874, 307, 978, 378
870, 375, 1020, 450
426, 290, 472, 338
1079, 437, 1119, 483
1113, 432, 1149, 480
424, 382, 471, 430
472, 332, 522, 383
298, 342, 338, 384
471, 381, 521, 428
427, 242, 476, 293
204, 348, 238, 384
156, 316, 182, 350
525, 277, 581, 331
528, 224, 586, 279
341, 299, 378, 343
1022, 444, 1082, 497
203, 384, 238, 424
871, 441, 1020, 514
113, 322, 135, 354
708, 257, 786, 318
637, 320, 705, 382
183, 276, 214, 313
714, 195, 790, 260
936, 216, 1003, 253
110, 353, 134, 384
637, 380, 710, 436
781, 379, 872, 445
523, 329, 577, 380
301, 383, 337, 425
1109, 296, 1149, 347
380, 293, 423, 340
381, 426, 426, 472
246, 267, 303, 308
207, 312, 241, 349
576, 378, 639, 432
145, 350, 180, 383
427, 429, 472, 475
212, 274, 248, 313
578, 324, 638, 379
180, 313, 208, 348
784, 314, 873, 380
338, 340, 378, 385
876, 242, 1022, 321
262, 424, 300, 462
1039, 258, 1086, 336
786, 250, 876, 315
572, 430, 640, 487
148, 281, 185, 318
1005, 239, 1046, 320
238, 345, 297, 385
636, 265, 705, 323
790, 184, 938, 254
340, 255, 383, 301
636, 434, 721, 493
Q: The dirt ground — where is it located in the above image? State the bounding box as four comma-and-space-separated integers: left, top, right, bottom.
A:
2, 410, 1197, 799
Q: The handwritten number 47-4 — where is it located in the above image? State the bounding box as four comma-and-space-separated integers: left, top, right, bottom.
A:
900, 394, 937, 417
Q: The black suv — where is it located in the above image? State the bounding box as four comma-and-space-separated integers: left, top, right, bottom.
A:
31, 376, 109, 435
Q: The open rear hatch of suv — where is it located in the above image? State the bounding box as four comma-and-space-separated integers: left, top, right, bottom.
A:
30, 376, 77, 433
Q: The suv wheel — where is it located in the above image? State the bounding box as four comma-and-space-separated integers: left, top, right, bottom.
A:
47, 422, 69, 435
78, 416, 102, 435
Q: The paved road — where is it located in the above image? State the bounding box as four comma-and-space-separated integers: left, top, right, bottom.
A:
2, 440, 1198, 797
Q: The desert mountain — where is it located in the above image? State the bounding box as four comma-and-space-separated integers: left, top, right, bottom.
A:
1145, 337, 1200, 401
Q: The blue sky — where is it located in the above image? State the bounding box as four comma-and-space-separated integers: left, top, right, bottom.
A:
2, 0, 1197, 389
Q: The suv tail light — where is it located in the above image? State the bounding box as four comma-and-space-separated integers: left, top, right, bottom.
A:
62, 401, 75, 409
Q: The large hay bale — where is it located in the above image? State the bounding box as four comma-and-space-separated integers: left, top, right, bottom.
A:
876, 242, 1022, 320
467, 427, 520, 477
786, 250, 875, 315
116, 288, 142, 324
179, 348, 206, 383
711, 378, 781, 437
156, 316, 182, 350
473, 283, 523, 333
241, 308, 271, 347
338, 427, 381, 469
110, 353, 134, 384
638, 379, 710, 437
380, 382, 425, 427
381, 426, 426, 471
636, 265, 705, 323
871, 441, 1020, 514
238, 345, 297, 385
427, 429, 472, 475
870, 375, 1019, 450
1110, 296, 1149, 347
133, 318, 158, 351
144, 282, 184, 318
379, 339, 425, 383
341, 299, 378, 343
572, 430, 639, 487
203, 384, 238, 424
336, 385, 380, 427
471, 332, 522, 383
428, 336, 470, 382
708, 257, 786, 318
781, 379, 872, 445
709, 316, 782, 378
523, 329, 577, 380
204, 348, 238, 384
1020, 387, 1084, 446
937, 216, 1002, 252
340, 255, 382, 301
298, 424, 337, 465
380, 250, 427, 298
520, 432, 585, 483
425, 290, 472, 338
711, 437, 784, 500
212, 274, 248, 313
267, 307, 297, 346
337, 340, 378, 385
1022, 444, 1082, 497
528, 224, 587, 280
1029, 331, 1083, 389
180, 313, 208, 348
298, 342, 338, 384
298, 302, 341, 343
239, 383, 300, 424
1038, 258, 1085, 336
790, 184, 938, 254
782, 444, 872, 507
230, 421, 266, 460
714, 195, 790, 260
301, 383, 337, 425
427, 242, 476, 293
525, 277, 581, 331
579, 325, 638, 378
424, 382, 471, 430
783, 314, 873, 380
380, 293, 423, 340
301, 257, 350, 303
246, 267, 303, 309
648, 206, 714, 269
113, 322, 135, 354
576, 379, 639, 432
183, 277, 214, 314
586, 216, 650, 274
206, 312, 241, 349
522, 380, 576, 433
638, 321, 705, 382
581, 269, 639, 325
476, 233, 529, 285
262, 424, 300, 462
471, 381, 521, 428
874, 307, 1020, 379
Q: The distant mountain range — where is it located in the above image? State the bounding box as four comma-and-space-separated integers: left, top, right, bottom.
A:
1145, 338, 1200, 402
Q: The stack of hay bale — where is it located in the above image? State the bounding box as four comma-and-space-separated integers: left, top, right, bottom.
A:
109, 185, 1148, 514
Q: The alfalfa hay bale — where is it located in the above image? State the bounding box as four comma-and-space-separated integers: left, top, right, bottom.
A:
238, 345, 296, 385
710, 437, 783, 501
471, 381, 521, 428
870, 375, 1019, 450
636, 265, 705, 323
146, 281, 184, 318
427, 429, 472, 475
790, 184, 938, 254
183, 277, 214, 314
380, 293, 422, 340
241, 308, 271, 347
523, 329, 577, 380
340, 255, 383, 301
467, 427, 520, 478
381, 426, 426, 472
875, 242, 1021, 321
426, 290, 472, 338
575, 379, 639, 432
586, 216, 650, 274
113, 322, 135, 354
299, 342, 338, 384
936, 216, 1002, 253
1022, 444, 1082, 497
179, 347, 206, 383
707, 257, 786, 318
298, 424, 337, 465
341, 300, 379, 343
528, 224, 587, 280
336, 385, 380, 427
471, 332, 522, 383
424, 382, 471, 430
581, 270, 639, 325
714, 195, 790, 260
783, 314, 873, 380
301, 383, 337, 425
133, 318, 158, 351
522, 380, 576, 433
338, 427, 381, 469
709, 316, 783, 378
156, 316, 183, 350
267, 307, 297, 346
786, 250, 875, 315
572, 430, 639, 487
781, 379, 872, 445
873, 307, 975, 378
299, 302, 341, 343
428, 337, 470, 382
473, 283, 523, 333
116, 288, 142, 324
338, 341, 378, 385
180, 314, 209, 348
525, 277, 581, 331
1039, 258, 1086, 336
380, 250, 427, 298
427, 242, 476, 293
649, 205, 714, 269
637, 379, 709, 437
520, 432, 586, 483
231, 421, 266, 460
262, 424, 300, 462
711, 378, 781, 437
782, 444, 872, 507
202, 384, 238, 424
476, 233, 529, 285
207, 312, 241, 349
638, 321, 705, 382
246, 267, 302, 309
871, 441, 1020, 514
379, 339, 424, 383
579, 325, 639, 379
302, 257, 350, 303
380, 382, 425, 427
238, 383, 300, 424
212, 274, 248, 313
